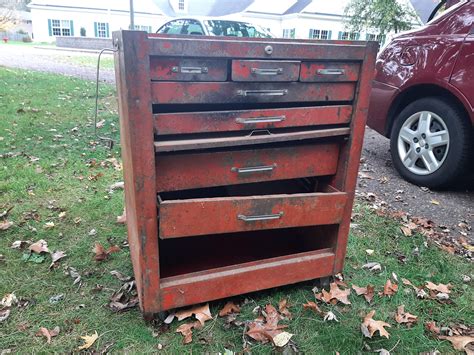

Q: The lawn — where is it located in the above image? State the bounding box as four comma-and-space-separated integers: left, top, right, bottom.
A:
0, 67, 472, 353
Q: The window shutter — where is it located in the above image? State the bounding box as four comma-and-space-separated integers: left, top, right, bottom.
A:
328, 30, 332, 40
290, 28, 295, 38
365, 33, 369, 40
338, 31, 342, 40
309, 29, 313, 38
70, 20, 74, 36
356, 33, 360, 40
94, 22, 98, 37
48, 19, 52, 36
106, 23, 110, 37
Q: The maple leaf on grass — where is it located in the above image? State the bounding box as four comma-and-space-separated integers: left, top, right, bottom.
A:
439, 335, 474, 355
176, 321, 202, 344
77, 331, 99, 350
361, 310, 391, 339
302, 301, 323, 315
29, 239, 49, 254
175, 303, 212, 326
93, 242, 120, 261
36, 326, 60, 344
425, 281, 452, 294
49, 251, 67, 269
0, 220, 13, 231
352, 284, 375, 303
316, 282, 351, 305
425, 321, 441, 335
394, 305, 417, 326
246, 304, 288, 346
218, 301, 240, 317
278, 299, 292, 320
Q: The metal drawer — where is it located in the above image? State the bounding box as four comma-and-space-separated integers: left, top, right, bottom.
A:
149, 57, 227, 81
155, 143, 340, 192
154, 105, 352, 135
300, 62, 360, 82
158, 185, 347, 238
232, 60, 300, 82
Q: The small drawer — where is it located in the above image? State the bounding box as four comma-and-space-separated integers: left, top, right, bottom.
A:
155, 143, 340, 192
154, 105, 353, 135
150, 57, 227, 81
300, 62, 360, 82
158, 185, 347, 238
232, 60, 300, 82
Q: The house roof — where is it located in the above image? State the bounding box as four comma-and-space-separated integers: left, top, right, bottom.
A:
28, 0, 164, 15
300, 0, 350, 16
154, 0, 253, 17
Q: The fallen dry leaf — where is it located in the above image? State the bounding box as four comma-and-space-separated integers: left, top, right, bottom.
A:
110, 270, 132, 282
175, 303, 212, 326
1, 293, 17, 307
43, 222, 55, 229
272, 331, 294, 347
246, 304, 288, 345
0, 308, 11, 323
218, 301, 240, 317
430, 199, 440, 205
303, 301, 323, 315
93, 242, 120, 261
438, 335, 474, 354
278, 299, 292, 320
395, 305, 417, 326
352, 284, 375, 303
361, 310, 391, 339
323, 311, 339, 322
49, 251, 67, 269
317, 282, 351, 305
116, 209, 126, 224
0, 221, 13, 231
400, 226, 413, 237
425, 281, 451, 294
29, 239, 49, 254
425, 321, 441, 335
11, 240, 30, 249
176, 321, 201, 344
380, 280, 398, 297
77, 331, 99, 350
36, 326, 60, 344
362, 262, 382, 272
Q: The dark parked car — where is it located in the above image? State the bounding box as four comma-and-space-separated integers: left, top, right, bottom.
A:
367, 0, 473, 188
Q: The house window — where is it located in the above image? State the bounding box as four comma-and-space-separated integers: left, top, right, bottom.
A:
282, 28, 295, 38
178, 0, 185, 11
50, 19, 73, 36
366, 33, 385, 44
96, 22, 107, 37
134, 25, 152, 33
309, 29, 331, 40
339, 31, 360, 40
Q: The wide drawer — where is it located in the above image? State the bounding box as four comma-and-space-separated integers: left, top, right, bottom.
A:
158, 185, 347, 238
154, 105, 352, 135
149, 57, 227, 81
155, 143, 340, 192
300, 62, 360, 82
232, 60, 300, 82
151, 82, 355, 104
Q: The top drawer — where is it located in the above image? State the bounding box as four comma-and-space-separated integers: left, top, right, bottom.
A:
232, 60, 300, 82
150, 57, 227, 81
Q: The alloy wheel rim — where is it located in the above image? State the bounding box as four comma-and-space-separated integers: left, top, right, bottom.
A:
397, 111, 450, 176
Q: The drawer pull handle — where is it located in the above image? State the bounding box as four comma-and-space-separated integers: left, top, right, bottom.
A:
317, 68, 345, 75
251, 67, 283, 75
171, 66, 208, 74
238, 212, 283, 222
237, 89, 288, 96
231, 164, 276, 174
236, 115, 286, 124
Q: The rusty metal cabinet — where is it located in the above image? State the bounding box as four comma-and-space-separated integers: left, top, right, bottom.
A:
113, 30, 378, 318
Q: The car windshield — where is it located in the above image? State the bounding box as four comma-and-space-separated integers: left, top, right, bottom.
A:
203, 20, 273, 38
427, 0, 467, 24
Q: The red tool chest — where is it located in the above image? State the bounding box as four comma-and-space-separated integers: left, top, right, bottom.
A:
113, 30, 378, 319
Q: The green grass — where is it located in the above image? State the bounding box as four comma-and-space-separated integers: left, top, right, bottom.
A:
58, 55, 114, 70
0, 67, 472, 353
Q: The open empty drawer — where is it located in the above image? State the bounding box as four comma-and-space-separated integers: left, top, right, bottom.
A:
158, 182, 347, 238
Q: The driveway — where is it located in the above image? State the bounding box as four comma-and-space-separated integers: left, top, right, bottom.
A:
1, 44, 472, 242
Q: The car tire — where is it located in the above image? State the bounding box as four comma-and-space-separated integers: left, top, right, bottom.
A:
390, 97, 472, 188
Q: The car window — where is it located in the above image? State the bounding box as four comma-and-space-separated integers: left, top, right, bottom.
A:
203, 20, 273, 38
182, 19, 205, 35
427, 0, 467, 24
157, 19, 185, 34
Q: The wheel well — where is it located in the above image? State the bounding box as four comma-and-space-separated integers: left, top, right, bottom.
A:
385, 84, 470, 137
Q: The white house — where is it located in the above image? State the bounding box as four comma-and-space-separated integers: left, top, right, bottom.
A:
28, 0, 167, 42
28, 0, 422, 43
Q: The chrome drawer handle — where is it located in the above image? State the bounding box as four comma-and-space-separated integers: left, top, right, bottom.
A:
317, 68, 345, 75
237, 89, 288, 96
171, 66, 208, 74
236, 115, 286, 124
238, 212, 283, 222
231, 164, 276, 174
251, 67, 283, 75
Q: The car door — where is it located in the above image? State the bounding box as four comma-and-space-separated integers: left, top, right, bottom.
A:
449, 18, 474, 113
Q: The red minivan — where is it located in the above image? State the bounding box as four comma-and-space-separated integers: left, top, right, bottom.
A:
367, 0, 473, 188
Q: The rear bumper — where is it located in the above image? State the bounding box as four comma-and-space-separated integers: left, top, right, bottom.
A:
367, 80, 400, 137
